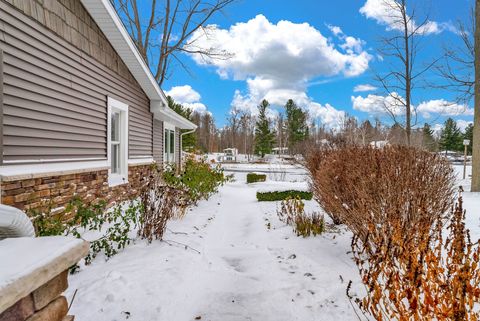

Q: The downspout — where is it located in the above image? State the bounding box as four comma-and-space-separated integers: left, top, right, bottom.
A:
179, 129, 196, 172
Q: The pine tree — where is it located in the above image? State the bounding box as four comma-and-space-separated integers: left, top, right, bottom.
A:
254, 100, 276, 157
464, 123, 474, 154
422, 123, 436, 151
285, 99, 309, 153
440, 118, 463, 153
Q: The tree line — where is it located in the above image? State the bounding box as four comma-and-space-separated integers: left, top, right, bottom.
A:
170, 98, 311, 157
172, 95, 474, 157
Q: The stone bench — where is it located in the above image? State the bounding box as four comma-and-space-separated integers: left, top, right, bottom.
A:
0, 237, 89, 321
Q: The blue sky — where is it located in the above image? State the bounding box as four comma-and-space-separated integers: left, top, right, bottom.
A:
161, 0, 474, 129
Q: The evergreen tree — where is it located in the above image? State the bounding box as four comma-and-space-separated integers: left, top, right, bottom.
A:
439, 118, 463, 153
167, 96, 196, 151
254, 100, 276, 157
285, 99, 309, 152
422, 123, 436, 151
464, 123, 474, 155
389, 123, 407, 145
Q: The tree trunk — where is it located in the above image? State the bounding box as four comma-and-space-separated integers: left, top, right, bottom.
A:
472, 0, 480, 192
403, 1, 412, 146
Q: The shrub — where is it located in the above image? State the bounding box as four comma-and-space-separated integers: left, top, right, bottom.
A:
138, 165, 189, 242
247, 173, 267, 183
31, 165, 189, 265
31, 197, 142, 265
257, 190, 313, 202
348, 195, 480, 320
277, 196, 304, 225
306, 145, 455, 237
163, 157, 231, 204
277, 196, 324, 237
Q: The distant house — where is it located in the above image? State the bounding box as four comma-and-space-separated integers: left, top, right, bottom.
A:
222, 148, 238, 162
370, 140, 389, 148
272, 147, 288, 156
0, 0, 196, 214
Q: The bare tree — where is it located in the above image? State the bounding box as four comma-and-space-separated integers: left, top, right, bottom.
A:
374, 0, 439, 145
437, 2, 479, 191
437, 7, 474, 102
113, 0, 235, 86
227, 107, 241, 148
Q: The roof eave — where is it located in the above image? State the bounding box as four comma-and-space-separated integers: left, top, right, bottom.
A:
80, 0, 168, 106
151, 100, 198, 130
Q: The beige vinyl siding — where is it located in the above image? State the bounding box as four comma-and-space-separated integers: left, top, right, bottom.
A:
0, 1, 153, 163
153, 119, 163, 163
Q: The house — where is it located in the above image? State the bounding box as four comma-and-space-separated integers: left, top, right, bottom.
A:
272, 147, 288, 156
0, 0, 196, 214
222, 148, 238, 163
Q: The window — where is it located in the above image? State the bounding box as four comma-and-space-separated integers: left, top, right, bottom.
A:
164, 123, 176, 163
108, 97, 128, 186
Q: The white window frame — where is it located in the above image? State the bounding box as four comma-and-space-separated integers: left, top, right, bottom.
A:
107, 97, 129, 186
164, 122, 176, 164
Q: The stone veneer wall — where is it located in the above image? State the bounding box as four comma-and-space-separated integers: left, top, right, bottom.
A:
0, 271, 72, 321
1, 164, 152, 216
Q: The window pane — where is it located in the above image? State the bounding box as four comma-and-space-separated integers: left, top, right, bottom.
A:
111, 112, 120, 142
111, 144, 120, 174
170, 130, 175, 154
164, 129, 168, 154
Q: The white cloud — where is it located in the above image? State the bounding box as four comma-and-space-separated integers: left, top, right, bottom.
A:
433, 120, 473, 134
308, 102, 346, 129
188, 15, 372, 80
360, 0, 453, 35
457, 119, 473, 131
187, 15, 370, 128
417, 99, 474, 119
353, 84, 378, 92
165, 85, 200, 104
165, 85, 209, 114
352, 94, 475, 123
327, 24, 343, 36
230, 79, 345, 129
183, 102, 208, 114
351, 93, 404, 116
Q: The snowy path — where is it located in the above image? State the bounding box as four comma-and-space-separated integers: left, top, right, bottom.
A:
66, 165, 479, 321
67, 178, 359, 321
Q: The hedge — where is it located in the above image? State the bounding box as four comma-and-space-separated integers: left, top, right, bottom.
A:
247, 173, 267, 184
256, 190, 313, 202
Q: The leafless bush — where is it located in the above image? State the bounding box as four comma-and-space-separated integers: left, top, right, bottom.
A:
306, 146, 455, 244
277, 197, 324, 237
348, 195, 480, 320
277, 196, 304, 225
137, 165, 189, 242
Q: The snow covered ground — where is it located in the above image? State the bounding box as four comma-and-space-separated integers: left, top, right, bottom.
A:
66, 163, 479, 321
